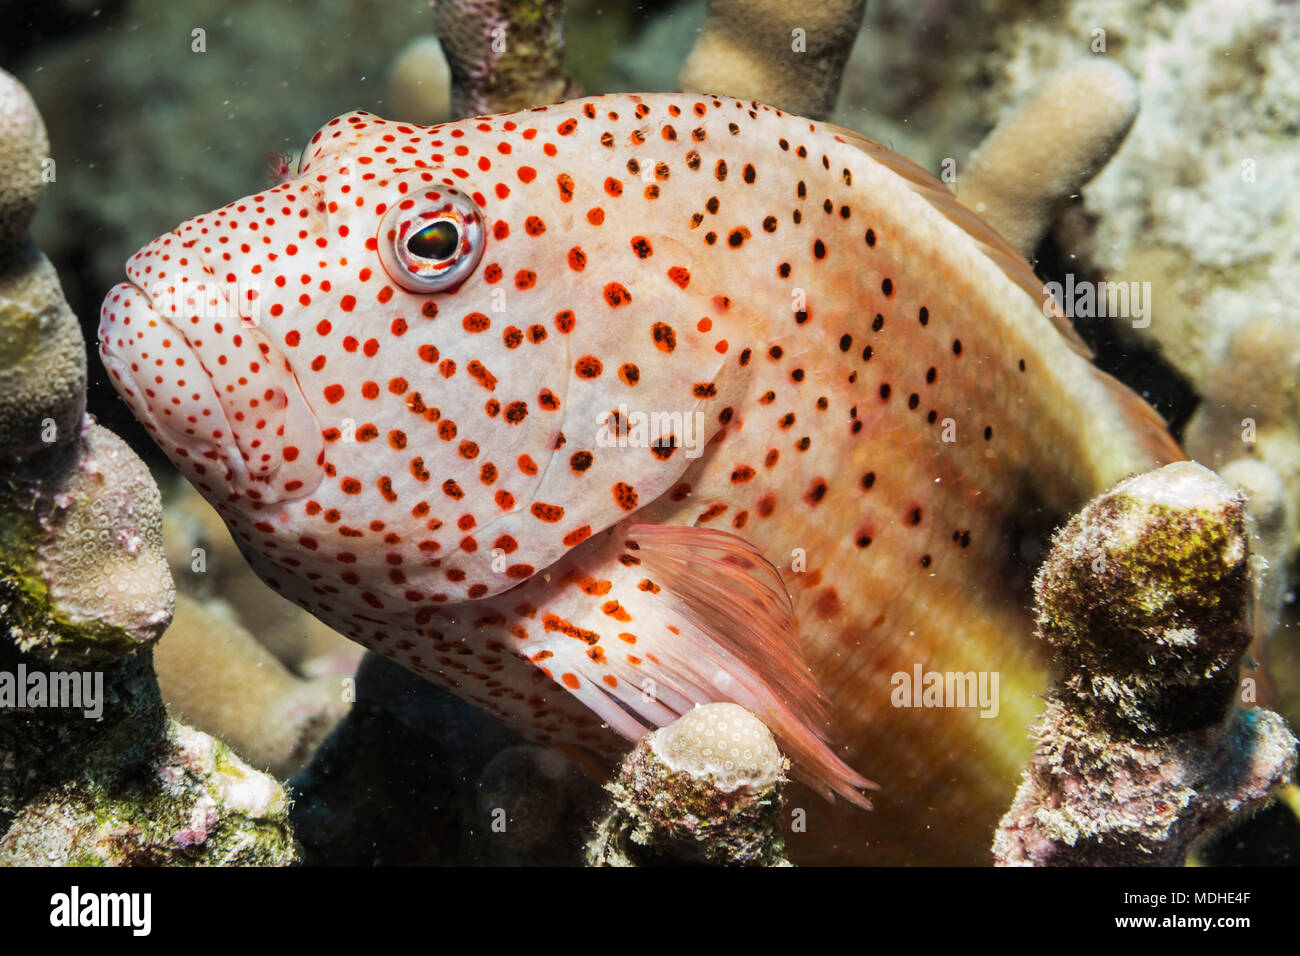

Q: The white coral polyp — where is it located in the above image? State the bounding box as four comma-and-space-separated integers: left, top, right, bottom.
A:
650, 702, 784, 792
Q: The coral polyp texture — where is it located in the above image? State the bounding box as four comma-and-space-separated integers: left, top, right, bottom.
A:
994, 462, 1298, 866
656, 701, 786, 792
587, 703, 790, 867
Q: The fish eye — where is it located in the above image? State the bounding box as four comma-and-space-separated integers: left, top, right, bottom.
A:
407, 219, 460, 260
377, 182, 485, 292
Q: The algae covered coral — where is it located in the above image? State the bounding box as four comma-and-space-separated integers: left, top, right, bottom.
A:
995, 462, 1296, 865
0, 0, 1297, 884
0, 65, 296, 867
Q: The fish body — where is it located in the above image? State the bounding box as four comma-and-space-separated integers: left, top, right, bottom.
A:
99, 93, 1180, 863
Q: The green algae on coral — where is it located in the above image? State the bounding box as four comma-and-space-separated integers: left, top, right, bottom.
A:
996, 462, 1298, 866
1035, 462, 1254, 735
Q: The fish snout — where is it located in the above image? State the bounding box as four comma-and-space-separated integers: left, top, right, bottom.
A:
99, 239, 325, 504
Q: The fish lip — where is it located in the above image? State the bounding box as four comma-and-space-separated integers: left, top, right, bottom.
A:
112, 274, 245, 450
107, 234, 327, 503
104, 243, 260, 483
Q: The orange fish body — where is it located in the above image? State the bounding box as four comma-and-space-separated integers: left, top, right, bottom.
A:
99, 93, 1181, 863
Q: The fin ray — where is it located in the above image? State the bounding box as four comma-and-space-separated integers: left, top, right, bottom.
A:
625, 524, 878, 807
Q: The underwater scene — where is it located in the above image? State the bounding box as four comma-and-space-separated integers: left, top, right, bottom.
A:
1, 0, 1298, 880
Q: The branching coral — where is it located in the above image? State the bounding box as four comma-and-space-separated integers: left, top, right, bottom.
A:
957, 59, 1139, 259
387, 35, 454, 126
0, 69, 296, 865
972, 0, 1300, 744
0, 72, 83, 465
1, 714, 297, 866
153, 595, 350, 778
587, 703, 790, 867
678, 0, 867, 121
0, 68, 171, 663
984, 0, 1300, 579
0, 66, 45, 256
993, 462, 1298, 865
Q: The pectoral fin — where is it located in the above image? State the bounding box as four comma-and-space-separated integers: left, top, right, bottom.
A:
505, 524, 877, 808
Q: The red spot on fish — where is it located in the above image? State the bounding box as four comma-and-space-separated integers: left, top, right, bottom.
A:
612, 482, 638, 511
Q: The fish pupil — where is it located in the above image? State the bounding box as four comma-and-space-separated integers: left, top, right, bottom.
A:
407, 220, 460, 261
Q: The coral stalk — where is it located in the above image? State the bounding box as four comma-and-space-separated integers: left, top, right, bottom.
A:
958, 59, 1139, 258
0, 68, 296, 866
587, 703, 790, 867
434, 0, 570, 119
993, 462, 1298, 865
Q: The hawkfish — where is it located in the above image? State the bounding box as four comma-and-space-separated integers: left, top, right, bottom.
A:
98, 93, 1182, 864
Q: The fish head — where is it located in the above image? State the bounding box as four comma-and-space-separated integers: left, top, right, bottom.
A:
99, 104, 742, 606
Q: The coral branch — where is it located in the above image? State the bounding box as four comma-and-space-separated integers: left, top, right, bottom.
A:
678, 0, 867, 121
153, 595, 350, 778
959, 59, 1138, 258
434, 0, 570, 119
387, 35, 454, 126
587, 703, 790, 866
0, 68, 296, 865
993, 462, 1298, 866
0, 68, 170, 662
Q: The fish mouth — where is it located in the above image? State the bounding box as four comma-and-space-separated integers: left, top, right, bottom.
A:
98, 236, 325, 503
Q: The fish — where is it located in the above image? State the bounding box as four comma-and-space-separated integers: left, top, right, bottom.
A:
98, 93, 1183, 863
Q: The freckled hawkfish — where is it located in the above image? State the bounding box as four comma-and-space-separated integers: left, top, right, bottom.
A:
99, 93, 1182, 863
